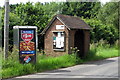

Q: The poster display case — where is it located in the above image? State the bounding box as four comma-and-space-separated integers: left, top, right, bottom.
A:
13, 26, 37, 64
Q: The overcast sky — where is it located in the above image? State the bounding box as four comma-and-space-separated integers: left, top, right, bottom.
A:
0, 0, 111, 7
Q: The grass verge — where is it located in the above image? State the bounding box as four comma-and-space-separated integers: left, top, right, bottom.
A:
1, 41, 119, 79
2, 54, 83, 79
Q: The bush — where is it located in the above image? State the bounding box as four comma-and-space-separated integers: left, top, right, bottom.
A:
84, 18, 118, 44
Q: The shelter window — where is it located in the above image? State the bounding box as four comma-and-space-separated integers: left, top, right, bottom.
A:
52, 31, 65, 51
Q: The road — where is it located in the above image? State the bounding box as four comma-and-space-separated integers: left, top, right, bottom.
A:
7, 57, 119, 79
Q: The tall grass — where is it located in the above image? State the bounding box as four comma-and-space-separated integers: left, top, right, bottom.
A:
2, 50, 83, 78
1, 40, 119, 79
0, 48, 2, 79
85, 40, 118, 61
35, 54, 82, 72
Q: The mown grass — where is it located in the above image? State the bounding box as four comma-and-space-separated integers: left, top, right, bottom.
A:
1, 40, 119, 79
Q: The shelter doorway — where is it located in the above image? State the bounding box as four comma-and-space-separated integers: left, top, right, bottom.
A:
74, 30, 84, 58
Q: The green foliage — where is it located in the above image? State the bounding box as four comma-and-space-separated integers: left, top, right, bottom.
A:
1, 2, 63, 48
2, 63, 35, 78
9, 13, 21, 45
14, 2, 47, 32
12, 2, 63, 33
0, 8, 2, 50
97, 2, 119, 29
35, 54, 82, 72
85, 40, 118, 61
2, 41, 119, 79
2, 48, 83, 78
43, 2, 62, 19
84, 18, 118, 44
113, 40, 119, 50
1, 2, 119, 79
0, 48, 2, 79
1, 7, 21, 47
1, 2, 118, 48
61, 2, 101, 18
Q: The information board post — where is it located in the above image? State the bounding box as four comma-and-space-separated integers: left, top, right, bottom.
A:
13, 26, 37, 64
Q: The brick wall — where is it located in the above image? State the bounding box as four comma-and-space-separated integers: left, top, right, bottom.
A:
83, 30, 90, 57
44, 18, 69, 56
68, 30, 76, 54
44, 19, 90, 57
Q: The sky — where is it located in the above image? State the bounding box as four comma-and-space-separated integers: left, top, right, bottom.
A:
0, 0, 111, 7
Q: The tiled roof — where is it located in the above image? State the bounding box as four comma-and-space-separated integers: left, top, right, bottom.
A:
41, 14, 91, 34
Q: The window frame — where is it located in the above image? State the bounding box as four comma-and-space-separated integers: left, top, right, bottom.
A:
52, 31, 65, 51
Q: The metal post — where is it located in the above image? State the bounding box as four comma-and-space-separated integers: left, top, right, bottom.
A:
4, 0, 9, 60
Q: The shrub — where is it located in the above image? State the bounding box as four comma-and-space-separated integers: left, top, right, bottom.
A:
84, 18, 118, 44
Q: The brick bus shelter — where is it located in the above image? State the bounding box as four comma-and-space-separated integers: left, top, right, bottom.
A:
41, 14, 91, 57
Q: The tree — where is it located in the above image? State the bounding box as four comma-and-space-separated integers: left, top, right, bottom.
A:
97, 2, 119, 29
14, 2, 48, 33
61, 2, 101, 18
1, 1, 118, 50
9, 12, 21, 48
84, 18, 118, 44
42, 2, 63, 22
0, 7, 2, 48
